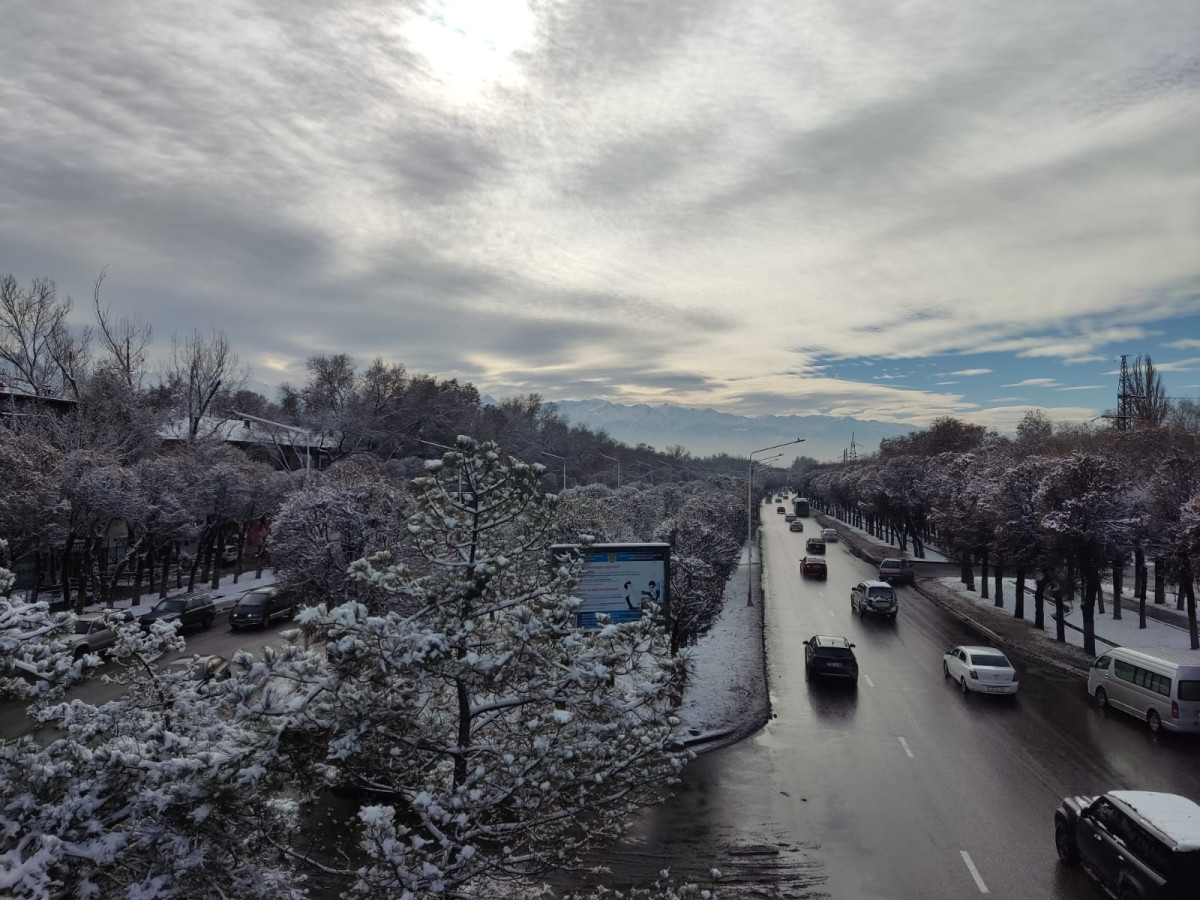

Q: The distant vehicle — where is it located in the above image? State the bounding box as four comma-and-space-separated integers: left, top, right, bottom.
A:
138, 593, 216, 632
822, 528, 838, 542
67, 610, 135, 658
804, 635, 857, 683
805, 537, 826, 554
878, 558, 914, 585
229, 586, 299, 631
801, 556, 827, 579
850, 580, 896, 619
166, 654, 231, 683
1088, 647, 1200, 734
789, 520, 804, 532
943, 645, 1018, 696
785, 513, 796, 522
776, 506, 786, 514
220, 543, 240, 564
1055, 790, 1200, 899
793, 498, 810, 517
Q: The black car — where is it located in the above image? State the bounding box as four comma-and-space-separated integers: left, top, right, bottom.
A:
229, 586, 298, 630
804, 635, 858, 683
1055, 791, 1200, 900
138, 593, 216, 632
805, 537, 826, 554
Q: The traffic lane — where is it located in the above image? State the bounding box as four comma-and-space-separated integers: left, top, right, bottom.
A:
763, 521, 1106, 898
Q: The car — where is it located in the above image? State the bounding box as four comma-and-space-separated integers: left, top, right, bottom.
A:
943, 645, 1018, 695
805, 537, 826, 554
789, 520, 804, 532
138, 592, 216, 633
804, 635, 858, 683
878, 557, 914, 585
1088, 647, 1200, 734
165, 653, 231, 683
776, 505, 786, 514
229, 586, 299, 630
66, 610, 135, 658
220, 543, 240, 564
801, 556, 827, 579
850, 580, 897, 618
785, 513, 796, 522
1054, 790, 1200, 899
822, 528, 838, 542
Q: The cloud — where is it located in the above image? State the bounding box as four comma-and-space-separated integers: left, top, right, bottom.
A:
950, 369, 992, 376
1163, 339, 1200, 349
1151, 356, 1200, 372
1057, 385, 1104, 391
1003, 378, 1060, 387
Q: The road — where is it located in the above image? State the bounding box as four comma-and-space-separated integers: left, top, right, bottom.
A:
0, 611, 299, 742
590, 505, 1200, 898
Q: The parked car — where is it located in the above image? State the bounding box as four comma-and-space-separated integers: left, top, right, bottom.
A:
67, 610, 135, 659
850, 580, 897, 619
804, 635, 858, 683
805, 537, 826, 554
166, 653, 231, 682
801, 556, 827, 579
1055, 790, 1200, 899
1088, 647, 1200, 734
138, 593, 216, 632
878, 557, 914, 585
776, 505, 786, 514
789, 520, 804, 532
229, 586, 299, 630
220, 543, 240, 564
822, 528, 838, 542
943, 645, 1019, 696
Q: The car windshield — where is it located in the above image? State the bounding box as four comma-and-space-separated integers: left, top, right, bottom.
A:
819, 647, 855, 659
153, 599, 186, 613
73, 620, 97, 634
237, 593, 268, 608
970, 654, 1011, 668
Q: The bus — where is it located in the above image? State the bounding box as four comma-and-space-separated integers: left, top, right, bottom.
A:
794, 497, 810, 517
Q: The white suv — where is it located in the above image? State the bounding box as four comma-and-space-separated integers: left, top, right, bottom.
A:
850, 580, 897, 619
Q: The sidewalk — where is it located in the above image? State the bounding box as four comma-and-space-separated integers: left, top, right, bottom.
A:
816, 513, 1200, 678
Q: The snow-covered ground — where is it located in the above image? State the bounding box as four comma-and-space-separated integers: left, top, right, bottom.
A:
57, 571, 278, 618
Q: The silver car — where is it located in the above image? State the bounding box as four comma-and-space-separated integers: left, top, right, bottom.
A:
67, 610, 135, 659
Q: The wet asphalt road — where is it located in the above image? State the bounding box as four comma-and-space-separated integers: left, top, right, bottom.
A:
594, 508, 1200, 899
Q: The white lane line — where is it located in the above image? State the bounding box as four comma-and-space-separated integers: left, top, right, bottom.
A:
863, 673, 875, 688
897, 735, 913, 758
960, 850, 989, 893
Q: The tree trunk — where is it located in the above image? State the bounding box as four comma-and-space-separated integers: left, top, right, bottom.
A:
1053, 586, 1066, 643
210, 530, 223, 590
1065, 557, 1075, 616
1186, 576, 1198, 651
1111, 558, 1122, 621
981, 548, 990, 600
1014, 567, 1026, 619
161, 544, 172, 598
993, 562, 1004, 608
1135, 548, 1146, 600
1154, 558, 1165, 605
961, 551, 974, 590
61, 534, 77, 610
132, 553, 146, 607
1034, 577, 1046, 630
1081, 567, 1101, 657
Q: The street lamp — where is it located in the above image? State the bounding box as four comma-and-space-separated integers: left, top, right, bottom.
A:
747, 439, 805, 606
539, 450, 566, 493
598, 453, 620, 488
635, 461, 654, 483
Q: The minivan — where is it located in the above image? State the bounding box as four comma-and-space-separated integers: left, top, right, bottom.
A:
1087, 647, 1200, 734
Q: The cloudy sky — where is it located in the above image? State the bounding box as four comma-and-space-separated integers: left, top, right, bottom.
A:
3, 0, 1199, 432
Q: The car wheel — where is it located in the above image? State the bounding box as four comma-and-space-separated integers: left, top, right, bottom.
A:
1147, 709, 1161, 734
943, 661, 950, 679
960, 677, 970, 696
261, 612, 270, 629
1054, 821, 1078, 865
1095, 687, 1107, 709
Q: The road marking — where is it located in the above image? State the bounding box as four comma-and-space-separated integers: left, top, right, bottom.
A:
863, 673, 875, 688
897, 735, 913, 758
960, 850, 989, 893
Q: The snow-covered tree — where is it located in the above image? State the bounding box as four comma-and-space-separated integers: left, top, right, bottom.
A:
0, 540, 81, 703
251, 437, 691, 897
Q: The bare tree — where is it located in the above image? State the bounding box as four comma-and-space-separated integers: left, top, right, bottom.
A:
91, 268, 153, 390
0, 274, 74, 396
1129, 354, 1169, 429
166, 328, 247, 441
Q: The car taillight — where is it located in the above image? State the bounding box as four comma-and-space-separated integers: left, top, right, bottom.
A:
969, 669, 979, 680
1172, 701, 1179, 719
1011, 671, 1019, 682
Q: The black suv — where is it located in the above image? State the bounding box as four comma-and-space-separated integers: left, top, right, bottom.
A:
229, 586, 298, 630
1055, 791, 1200, 900
138, 593, 216, 632
805, 537, 826, 554
804, 635, 858, 684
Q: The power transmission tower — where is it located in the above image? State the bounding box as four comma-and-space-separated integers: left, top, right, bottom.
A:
1101, 354, 1137, 429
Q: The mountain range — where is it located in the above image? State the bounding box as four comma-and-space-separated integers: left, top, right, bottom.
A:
544, 400, 916, 463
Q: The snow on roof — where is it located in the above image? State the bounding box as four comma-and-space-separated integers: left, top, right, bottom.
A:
1110, 791, 1200, 850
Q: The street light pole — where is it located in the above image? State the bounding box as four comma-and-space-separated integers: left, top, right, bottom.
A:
747, 439, 805, 606
539, 451, 566, 493
598, 453, 620, 488
635, 461, 654, 483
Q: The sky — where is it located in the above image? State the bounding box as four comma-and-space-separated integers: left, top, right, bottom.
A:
3, 0, 1200, 434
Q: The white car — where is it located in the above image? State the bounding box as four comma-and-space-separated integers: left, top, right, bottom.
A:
821, 528, 837, 542
943, 645, 1019, 696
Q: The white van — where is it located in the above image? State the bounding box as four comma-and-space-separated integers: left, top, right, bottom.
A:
1087, 647, 1200, 734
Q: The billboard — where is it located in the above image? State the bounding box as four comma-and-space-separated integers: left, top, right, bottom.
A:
554, 542, 671, 629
